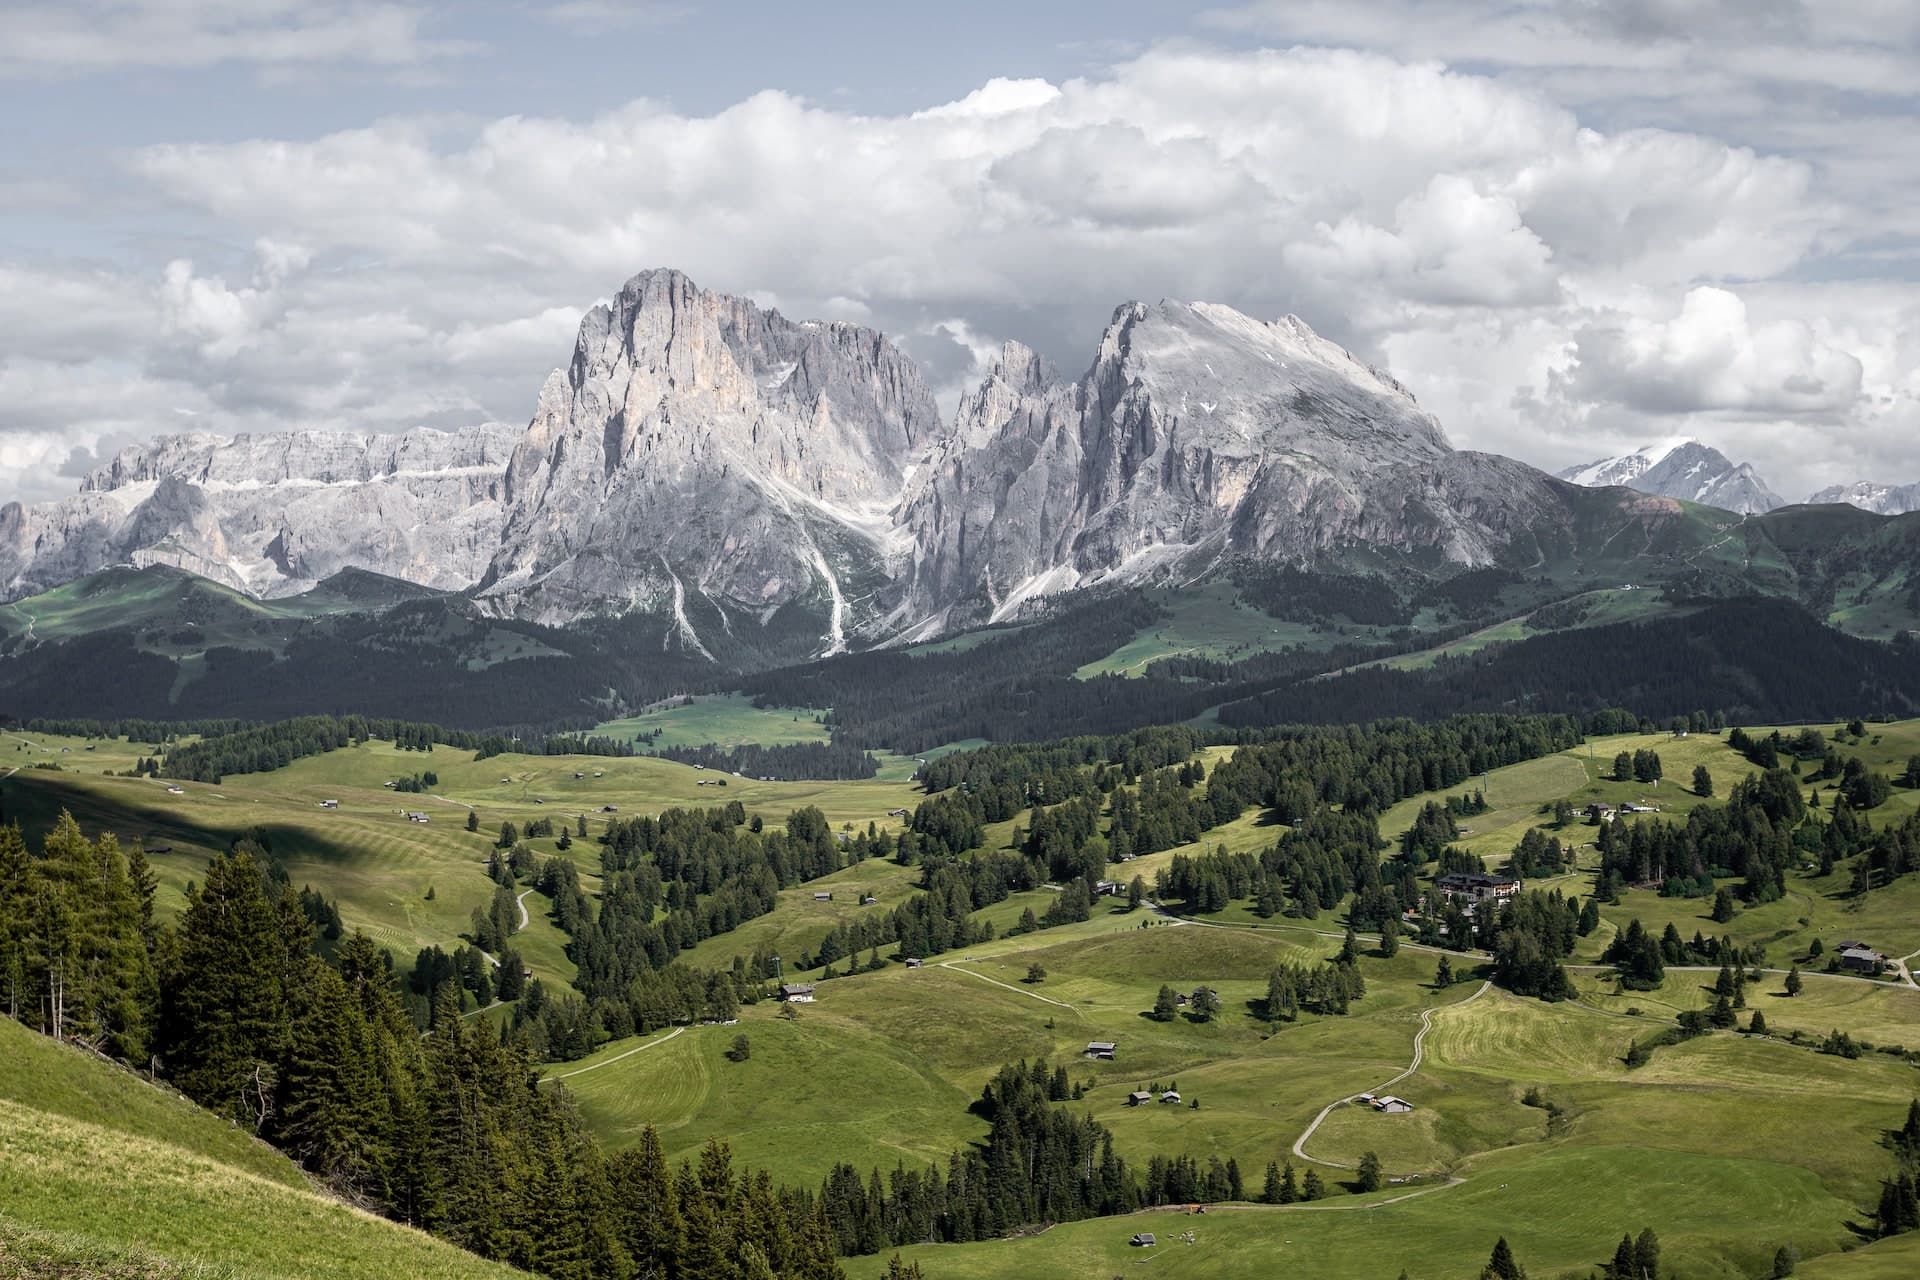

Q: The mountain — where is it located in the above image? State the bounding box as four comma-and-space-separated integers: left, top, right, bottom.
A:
0, 267, 1889, 666
1806, 479, 1920, 515
1557, 438, 1785, 513
0, 424, 521, 601
476, 267, 942, 654
898, 300, 1570, 634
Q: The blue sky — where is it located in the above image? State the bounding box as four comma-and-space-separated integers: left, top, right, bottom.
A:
2, 0, 1917, 505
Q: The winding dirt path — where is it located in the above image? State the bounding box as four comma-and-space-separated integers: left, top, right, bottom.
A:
1147, 900, 1492, 961
937, 961, 1077, 1010
547, 1026, 685, 1081
517, 889, 532, 931
1291, 980, 1490, 1169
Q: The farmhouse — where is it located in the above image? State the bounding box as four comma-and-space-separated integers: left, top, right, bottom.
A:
1084, 1041, 1117, 1060
813, 891, 834, 902
777, 983, 816, 1003
1372, 1096, 1414, 1114
1130, 1233, 1156, 1248
887, 808, 909, 818
405, 811, 430, 823
1127, 1090, 1152, 1106
1093, 879, 1125, 896
601, 805, 619, 813
1837, 942, 1888, 974
905, 958, 923, 969
1160, 1091, 1181, 1104
319, 799, 339, 809
1434, 872, 1521, 903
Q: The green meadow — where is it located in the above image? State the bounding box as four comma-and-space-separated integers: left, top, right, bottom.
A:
0, 1018, 524, 1280
8, 716, 1920, 1277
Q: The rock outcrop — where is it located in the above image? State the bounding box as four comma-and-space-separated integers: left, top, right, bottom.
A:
476, 269, 941, 651
0, 425, 520, 600
5, 268, 1722, 653
896, 300, 1569, 632
1806, 480, 1920, 515
1558, 439, 1784, 514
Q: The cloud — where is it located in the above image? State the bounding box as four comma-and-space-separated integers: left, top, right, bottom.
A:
1567, 286, 1864, 415
534, 1, 693, 31
1284, 175, 1560, 309
0, 1, 474, 76
1, 39, 1914, 505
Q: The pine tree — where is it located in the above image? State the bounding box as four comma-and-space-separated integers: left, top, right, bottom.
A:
1634, 1226, 1661, 1279
277, 957, 387, 1193
1481, 1235, 1527, 1280
1436, 955, 1454, 988
1785, 966, 1803, 996
609, 1126, 681, 1277
1356, 1150, 1382, 1193
1152, 984, 1178, 1022
1609, 1233, 1637, 1278
161, 847, 289, 1127
1302, 1169, 1324, 1201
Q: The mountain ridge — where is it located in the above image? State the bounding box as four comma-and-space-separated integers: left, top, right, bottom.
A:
1556, 439, 1785, 514
0, 267, 1891, 660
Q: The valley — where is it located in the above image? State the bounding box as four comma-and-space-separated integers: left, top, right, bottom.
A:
7, 713, 1920, 1277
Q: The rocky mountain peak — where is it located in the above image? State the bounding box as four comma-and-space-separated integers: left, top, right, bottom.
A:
1557, 439, 1783, 514
483, 268, 943, 642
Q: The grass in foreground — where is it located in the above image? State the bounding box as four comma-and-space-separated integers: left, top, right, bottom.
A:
0, 1018, 522, 1280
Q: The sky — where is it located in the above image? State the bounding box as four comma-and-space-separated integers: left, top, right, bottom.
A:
2, 0, 1918, 506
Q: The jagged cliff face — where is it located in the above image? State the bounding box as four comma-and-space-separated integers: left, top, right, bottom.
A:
1558, 439, 1784, 514
1807, 480, 1920, 515
5, 268, 1674, 651
476, 269, 942, 648
897, 300, 1567, 631
0, 425, 520, 600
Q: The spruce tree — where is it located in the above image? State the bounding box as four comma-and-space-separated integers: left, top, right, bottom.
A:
1302, 1168, 1324, 1201
277, 957, 387, 1193
1609, 1233, 1637, 1278
1481, 1235, 1527, 1280
1357, 1150, 1382, 1193
609, 1126, 682, 1277
1633, 1226, 1661, 1278
162, 847, 289, 1127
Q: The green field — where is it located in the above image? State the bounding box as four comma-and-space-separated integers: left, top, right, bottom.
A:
1072, 583, 1335, 678
10, 717, 1920, 1278
592, 691, 833, 750
2, 732, 924, 994
0, 1017, 523, 1280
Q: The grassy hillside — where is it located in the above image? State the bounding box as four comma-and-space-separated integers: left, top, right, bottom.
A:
2, 731, 924, 992
11, 718, 1920, 1277
591, 692, 832, 750
0, 1017, 522, 1280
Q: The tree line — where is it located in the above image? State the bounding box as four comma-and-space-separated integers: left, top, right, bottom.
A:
0, 813, 852, 1279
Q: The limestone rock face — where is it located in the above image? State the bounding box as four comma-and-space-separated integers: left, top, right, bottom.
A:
1806, 480, 1920, 515
0, 425, 521, 600
1558, 439, 1784, 514
477, 269, 942, 650
897, 300, 1568, 630
7, 268, 1679, 654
